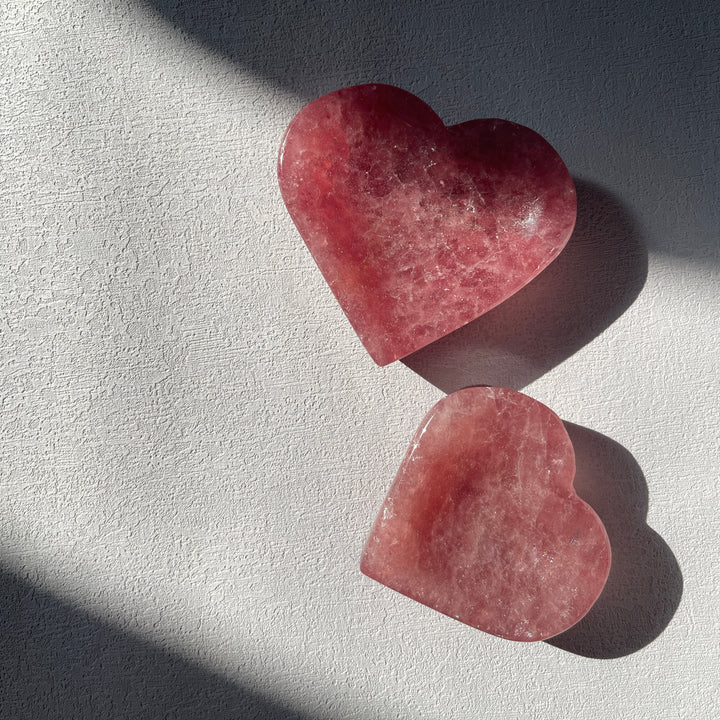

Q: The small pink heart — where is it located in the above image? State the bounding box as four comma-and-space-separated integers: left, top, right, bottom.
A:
278, 84, 576, 365
361, 387, 611, 641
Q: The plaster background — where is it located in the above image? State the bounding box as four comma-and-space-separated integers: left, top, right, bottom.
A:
1, 0, 718, 717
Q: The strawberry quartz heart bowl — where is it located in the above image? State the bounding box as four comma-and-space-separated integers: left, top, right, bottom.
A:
361, 387, 611, 641
278, 84, 577, 365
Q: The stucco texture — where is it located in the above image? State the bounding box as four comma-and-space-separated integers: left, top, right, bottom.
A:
1, 1, 718, 718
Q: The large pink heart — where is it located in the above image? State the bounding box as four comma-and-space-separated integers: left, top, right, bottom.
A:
278, 84, 576, 365
361, 387, 611, 641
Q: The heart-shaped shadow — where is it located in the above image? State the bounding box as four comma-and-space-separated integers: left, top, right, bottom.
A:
547, 423, 683, 658
403, 179, 647, 391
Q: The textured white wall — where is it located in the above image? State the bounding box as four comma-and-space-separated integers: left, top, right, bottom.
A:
1, 0, 718, 718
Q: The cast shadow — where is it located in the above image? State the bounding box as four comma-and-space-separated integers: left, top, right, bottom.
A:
0, 568, 310, 720
145, 0, 718, 264
143, 0, 398, 101
546, 423, 683, 658
403, 179, 648, 392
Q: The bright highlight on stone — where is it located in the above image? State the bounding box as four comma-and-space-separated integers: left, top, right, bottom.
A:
361, 387, 611, 641
278, 84, 576, 365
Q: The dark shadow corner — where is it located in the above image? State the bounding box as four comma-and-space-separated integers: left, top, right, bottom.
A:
546, 423, 683, 659
403, 179, 648, 392
0, 569, 311, 720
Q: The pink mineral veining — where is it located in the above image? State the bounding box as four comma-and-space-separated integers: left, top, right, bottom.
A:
278, 84, 576, 365
361, 387, 611, 641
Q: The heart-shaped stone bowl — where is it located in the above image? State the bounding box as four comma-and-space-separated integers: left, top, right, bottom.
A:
361, 386, 611, 641
278, 84, 576, 365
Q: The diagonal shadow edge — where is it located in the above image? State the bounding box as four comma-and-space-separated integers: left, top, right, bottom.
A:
0, 568, 311, 720
143, 0, 720, 264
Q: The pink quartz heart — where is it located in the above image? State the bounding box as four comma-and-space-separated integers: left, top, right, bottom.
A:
361, 387, 611, 641
278, 84, 576, 366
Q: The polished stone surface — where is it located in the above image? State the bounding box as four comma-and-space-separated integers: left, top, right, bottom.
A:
361, 387, 611, 641
278, 84, 576, 365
